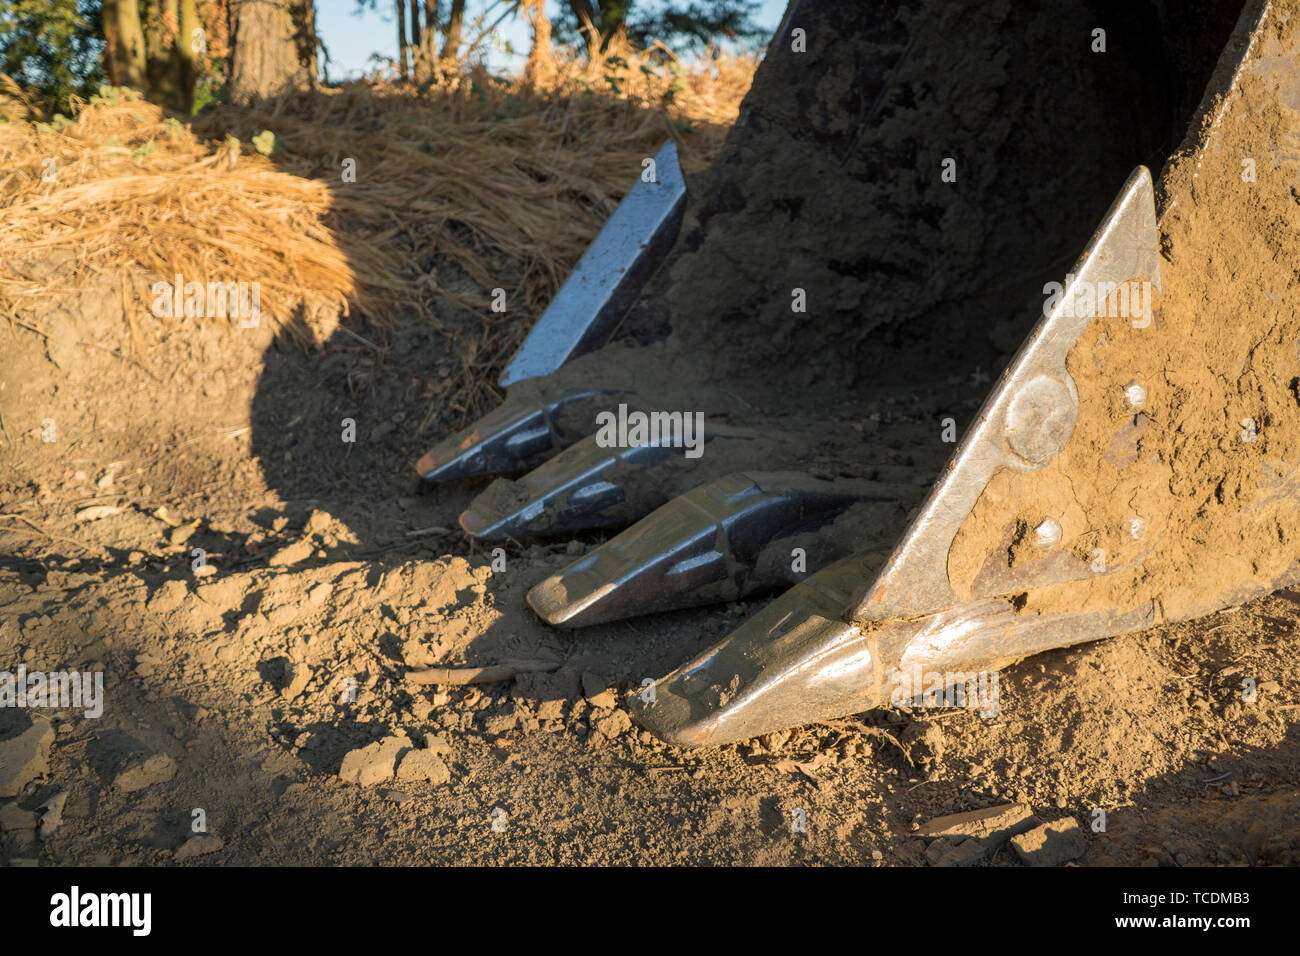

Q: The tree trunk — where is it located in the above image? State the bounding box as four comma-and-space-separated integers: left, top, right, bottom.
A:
228, 0, 316, 102
294, 0, 318, 83
144, 0, 175, 100
410, 0, 435, 82
103, 0, 149, 89
522, 0, 556, 88
441, 0, 464, 63
143, 0, 196, 111
567, 0, 626, 53
396, 0, 409, 79
178, 0, 200, 102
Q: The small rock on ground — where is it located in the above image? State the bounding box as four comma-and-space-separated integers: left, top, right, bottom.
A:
0, 721, 55, 798
1011, 817, 1088, 866
0, 803, 39, 831
268, 539, 314, 567
114, 754, 178, 793
593, 710, 632, 739
175, 834, 225, 861
916, 803, 1035, 840
338, 735, 412, 786
394, 750, 451, 785
920, 803, 1038, 867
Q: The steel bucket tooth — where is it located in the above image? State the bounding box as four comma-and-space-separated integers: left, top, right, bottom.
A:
527, 472, 913, 627
457, 422, 754, 540
629, 557, 1163, 746
498, 141, 686, 387
627, 551, 885, 745
416, 383, 624, 483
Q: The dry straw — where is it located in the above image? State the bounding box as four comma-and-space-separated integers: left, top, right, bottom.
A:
0, 38, 754, 417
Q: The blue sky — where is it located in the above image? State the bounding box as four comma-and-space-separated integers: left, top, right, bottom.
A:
315, 0, 788, 80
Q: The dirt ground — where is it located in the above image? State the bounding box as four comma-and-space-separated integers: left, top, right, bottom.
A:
2, 0, 1299, 868
1, 269, 1297, 867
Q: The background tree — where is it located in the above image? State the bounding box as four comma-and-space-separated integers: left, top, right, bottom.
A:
5, 0, 759, 115
228, 0, 317, 102
364, 0, 754, 81
414, 0, 442, 81
441, 0, 465, 64
627, 0, 762, 51
0, 0, 105, 114
396, 0, 408, 78
2, 0, 230, 114
521, 0, 555, 87
143, 0, 201, 109
100, 0, 206, 110
102, 0, 146, 89
559, 0, 761, 54
362, 0, 465, 81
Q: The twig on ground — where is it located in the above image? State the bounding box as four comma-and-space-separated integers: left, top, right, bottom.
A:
405, 658, 560, 685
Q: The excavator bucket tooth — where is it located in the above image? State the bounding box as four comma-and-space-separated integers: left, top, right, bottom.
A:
457, 423, 775, 540
526, 471, 913, 627
629, 556, 1161, 746
416, 383, 624, 483
498, 141, 686, 387
628, 551, 888, 745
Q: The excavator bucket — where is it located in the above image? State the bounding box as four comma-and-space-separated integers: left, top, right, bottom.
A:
418, 0, 1299, 748
631, 0, 1300, 744
633, 167, 1180, 744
